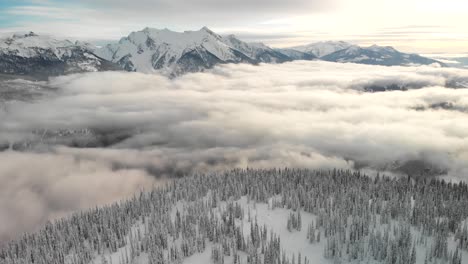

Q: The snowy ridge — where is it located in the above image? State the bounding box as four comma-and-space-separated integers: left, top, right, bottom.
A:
320, 44, 444, 66
285, 41, 444, 66
0, 32, 120, 77
0, 32, 76, 59
96, 27, 290, 76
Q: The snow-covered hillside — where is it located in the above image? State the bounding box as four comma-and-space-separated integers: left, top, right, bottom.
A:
2, 169, 467, 264
0, 32, 119, 77
96, 27, 291, 76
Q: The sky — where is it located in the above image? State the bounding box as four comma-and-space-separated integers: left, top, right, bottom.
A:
0, 0, 467, 53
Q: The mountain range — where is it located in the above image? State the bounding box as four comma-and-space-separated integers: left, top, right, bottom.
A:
95, 27, 291, 76
0, 32, 119, 79
0, 28, 445, 77
320, 44, 441, 66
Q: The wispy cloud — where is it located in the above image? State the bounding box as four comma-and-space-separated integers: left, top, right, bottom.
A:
7, 5, 84, 20
1, 0, 467, 52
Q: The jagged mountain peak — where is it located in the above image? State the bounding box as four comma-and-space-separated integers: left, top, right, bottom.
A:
96, 27, 291, 76
199, 26, 217, 35
122, 26, 225, 48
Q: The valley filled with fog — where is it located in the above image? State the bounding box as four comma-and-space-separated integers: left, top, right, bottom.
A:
1, 61, 468, 242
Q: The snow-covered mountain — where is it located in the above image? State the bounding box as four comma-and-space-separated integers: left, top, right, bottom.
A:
0, 32, 119, 78
286, 41, 444, 67
321, 44, 443, 66
291, 41, 353, 58
95, 27, 291, 76
0, 30, 447, 78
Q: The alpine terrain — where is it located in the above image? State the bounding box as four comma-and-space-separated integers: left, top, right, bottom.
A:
0, 32, 119, 78
95, 27, 291, 76
0, 29, 445, 78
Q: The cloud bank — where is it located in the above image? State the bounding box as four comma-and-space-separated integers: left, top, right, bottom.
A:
1, 61, 468, 242
0, 151, 157, 243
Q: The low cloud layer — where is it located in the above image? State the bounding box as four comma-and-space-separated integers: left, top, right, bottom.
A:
1, 61, 468, 242
0, 151, 157, 243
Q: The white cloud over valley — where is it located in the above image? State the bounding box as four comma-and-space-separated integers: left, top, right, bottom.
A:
1, 61, 468, 242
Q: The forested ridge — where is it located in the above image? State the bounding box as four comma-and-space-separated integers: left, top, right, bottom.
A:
1, 169, 468, 264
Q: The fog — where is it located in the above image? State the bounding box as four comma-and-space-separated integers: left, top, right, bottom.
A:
1, 61, 468, 242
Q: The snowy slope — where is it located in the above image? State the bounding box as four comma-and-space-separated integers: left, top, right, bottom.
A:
95, 27, 291, 76
0, 32, 120, 77
87, 193, 466, 264
292, 41, 353, 58
4, 169, 466, 264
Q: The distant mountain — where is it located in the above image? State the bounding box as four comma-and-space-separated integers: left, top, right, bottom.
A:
0, 32, 119, 78
321, 45, 444, 66
286, 41, 444, 67
96, 27, 291, 77
291, 41, 353, 58
0, 30, 447, 79
425, 55, 468, 69
452, 57, 468, 68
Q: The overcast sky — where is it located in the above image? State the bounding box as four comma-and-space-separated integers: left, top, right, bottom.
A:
0, 0, 467, 54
